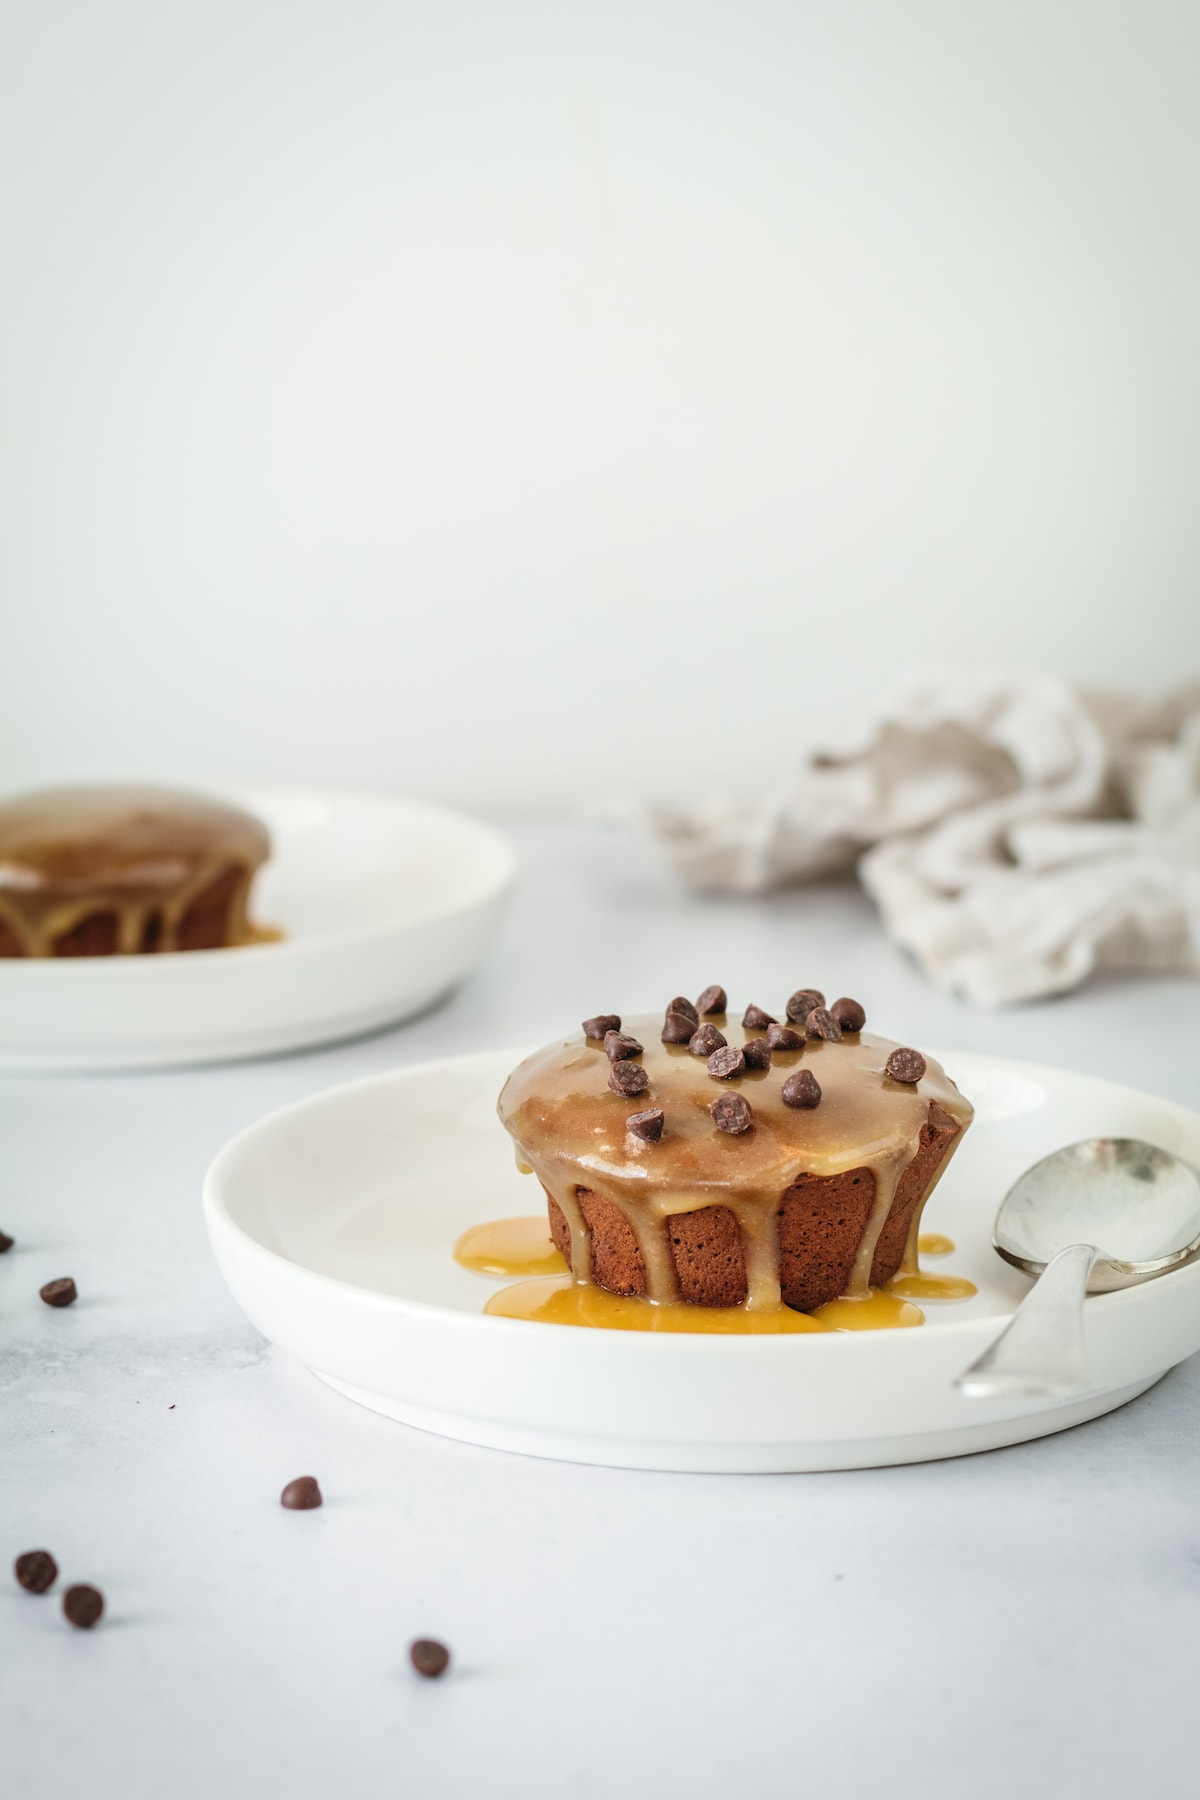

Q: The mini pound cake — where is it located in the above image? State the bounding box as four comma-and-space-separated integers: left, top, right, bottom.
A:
0, 786, 271, 957
497, 989, 973, 1313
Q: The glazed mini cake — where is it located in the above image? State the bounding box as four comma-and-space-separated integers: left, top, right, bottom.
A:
497, 989, 973, 1312
0, 786, 271, 958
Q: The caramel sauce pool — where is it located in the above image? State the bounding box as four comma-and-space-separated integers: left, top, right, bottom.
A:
484, 1275, 830, 1332
888, 1271, 977, 1301
457, 1214, 974, 1330
454, 1217, 567, 1278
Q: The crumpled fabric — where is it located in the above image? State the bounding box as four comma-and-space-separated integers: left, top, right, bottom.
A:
649, 668, 1200, 1005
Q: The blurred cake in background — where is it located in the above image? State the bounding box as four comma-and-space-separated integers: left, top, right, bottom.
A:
0, 786, 271, 957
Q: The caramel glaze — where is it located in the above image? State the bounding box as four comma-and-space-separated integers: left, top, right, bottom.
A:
497, 1019, 973, 1313
0, 786, 271, 957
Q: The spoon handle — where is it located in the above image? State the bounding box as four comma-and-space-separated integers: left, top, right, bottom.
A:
953, 1243, 1099, 1399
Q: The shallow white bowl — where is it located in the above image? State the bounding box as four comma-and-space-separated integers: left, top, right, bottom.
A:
0, 788, 516, 1071
203, 1046, 1200, 1472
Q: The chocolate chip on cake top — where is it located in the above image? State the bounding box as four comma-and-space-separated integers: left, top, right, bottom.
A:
688, 1023, 725, 1058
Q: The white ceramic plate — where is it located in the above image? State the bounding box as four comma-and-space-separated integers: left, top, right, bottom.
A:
0, 789, 516, 1071
203, 1047, 1200, 1472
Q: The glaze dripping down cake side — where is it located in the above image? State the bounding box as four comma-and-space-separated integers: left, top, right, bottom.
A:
499, 994, 972, 1314
0, 786, 271, 958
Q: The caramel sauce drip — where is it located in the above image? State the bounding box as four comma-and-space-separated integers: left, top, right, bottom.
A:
497, 1019, 973, 1310
0, 786, 271, 956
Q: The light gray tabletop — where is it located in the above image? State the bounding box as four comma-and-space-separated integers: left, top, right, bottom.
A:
4, 819, 1198, 1800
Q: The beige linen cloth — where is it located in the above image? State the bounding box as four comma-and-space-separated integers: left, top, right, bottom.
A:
650, 669, 1200, 1005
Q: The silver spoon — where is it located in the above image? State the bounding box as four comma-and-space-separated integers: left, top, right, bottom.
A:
954, 1138, 1200, 1400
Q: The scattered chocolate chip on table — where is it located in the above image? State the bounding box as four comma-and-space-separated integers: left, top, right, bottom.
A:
39, 1277, 78, 1308
63, 1584, 104, 1629
280, 1475, 323, 1510
409, 1639, 451, 1678
14, 1550, 58, 1593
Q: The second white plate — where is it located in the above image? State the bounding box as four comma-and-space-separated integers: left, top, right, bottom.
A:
203, 1048, 1200, 1472
0, 788, 516, 1071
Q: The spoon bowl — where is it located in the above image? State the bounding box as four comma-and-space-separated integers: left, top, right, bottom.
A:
995, 1137, 1200, 1290
956, 1137, 1200, 1400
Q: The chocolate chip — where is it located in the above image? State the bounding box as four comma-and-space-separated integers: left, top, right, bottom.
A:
661, 1010, 695, 1044
830, 997, 866, 1033
695, 985, 727, 1016
0, 1229, 13, 1253
885, 1047, 926, 1084
626, 1108, 665, 1142
766, 1023, 805, 1050
604, 1030, 644, 1061
782, 1069, 822, 1109
14, 1550, 57, 1594
742, 1003, 776, 1029
668, 995, 699, 1025
582, 1014, 621, 1040
280, 1475, 323, 1510
805, 1007, 843, 1042
785, 988, 825, 1024
688, 1023, 726, 1057
62, 1585, 104, 1629
710, 1092, 753, 1134
410, 1639, 451, 1678
707, 1045, 745, 1081
742, 1037, 773, 1069
609, 1059, 650, 1096
39, 1278, 77, 1308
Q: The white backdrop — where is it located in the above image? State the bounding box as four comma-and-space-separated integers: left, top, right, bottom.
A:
2, 0, 1197, 810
